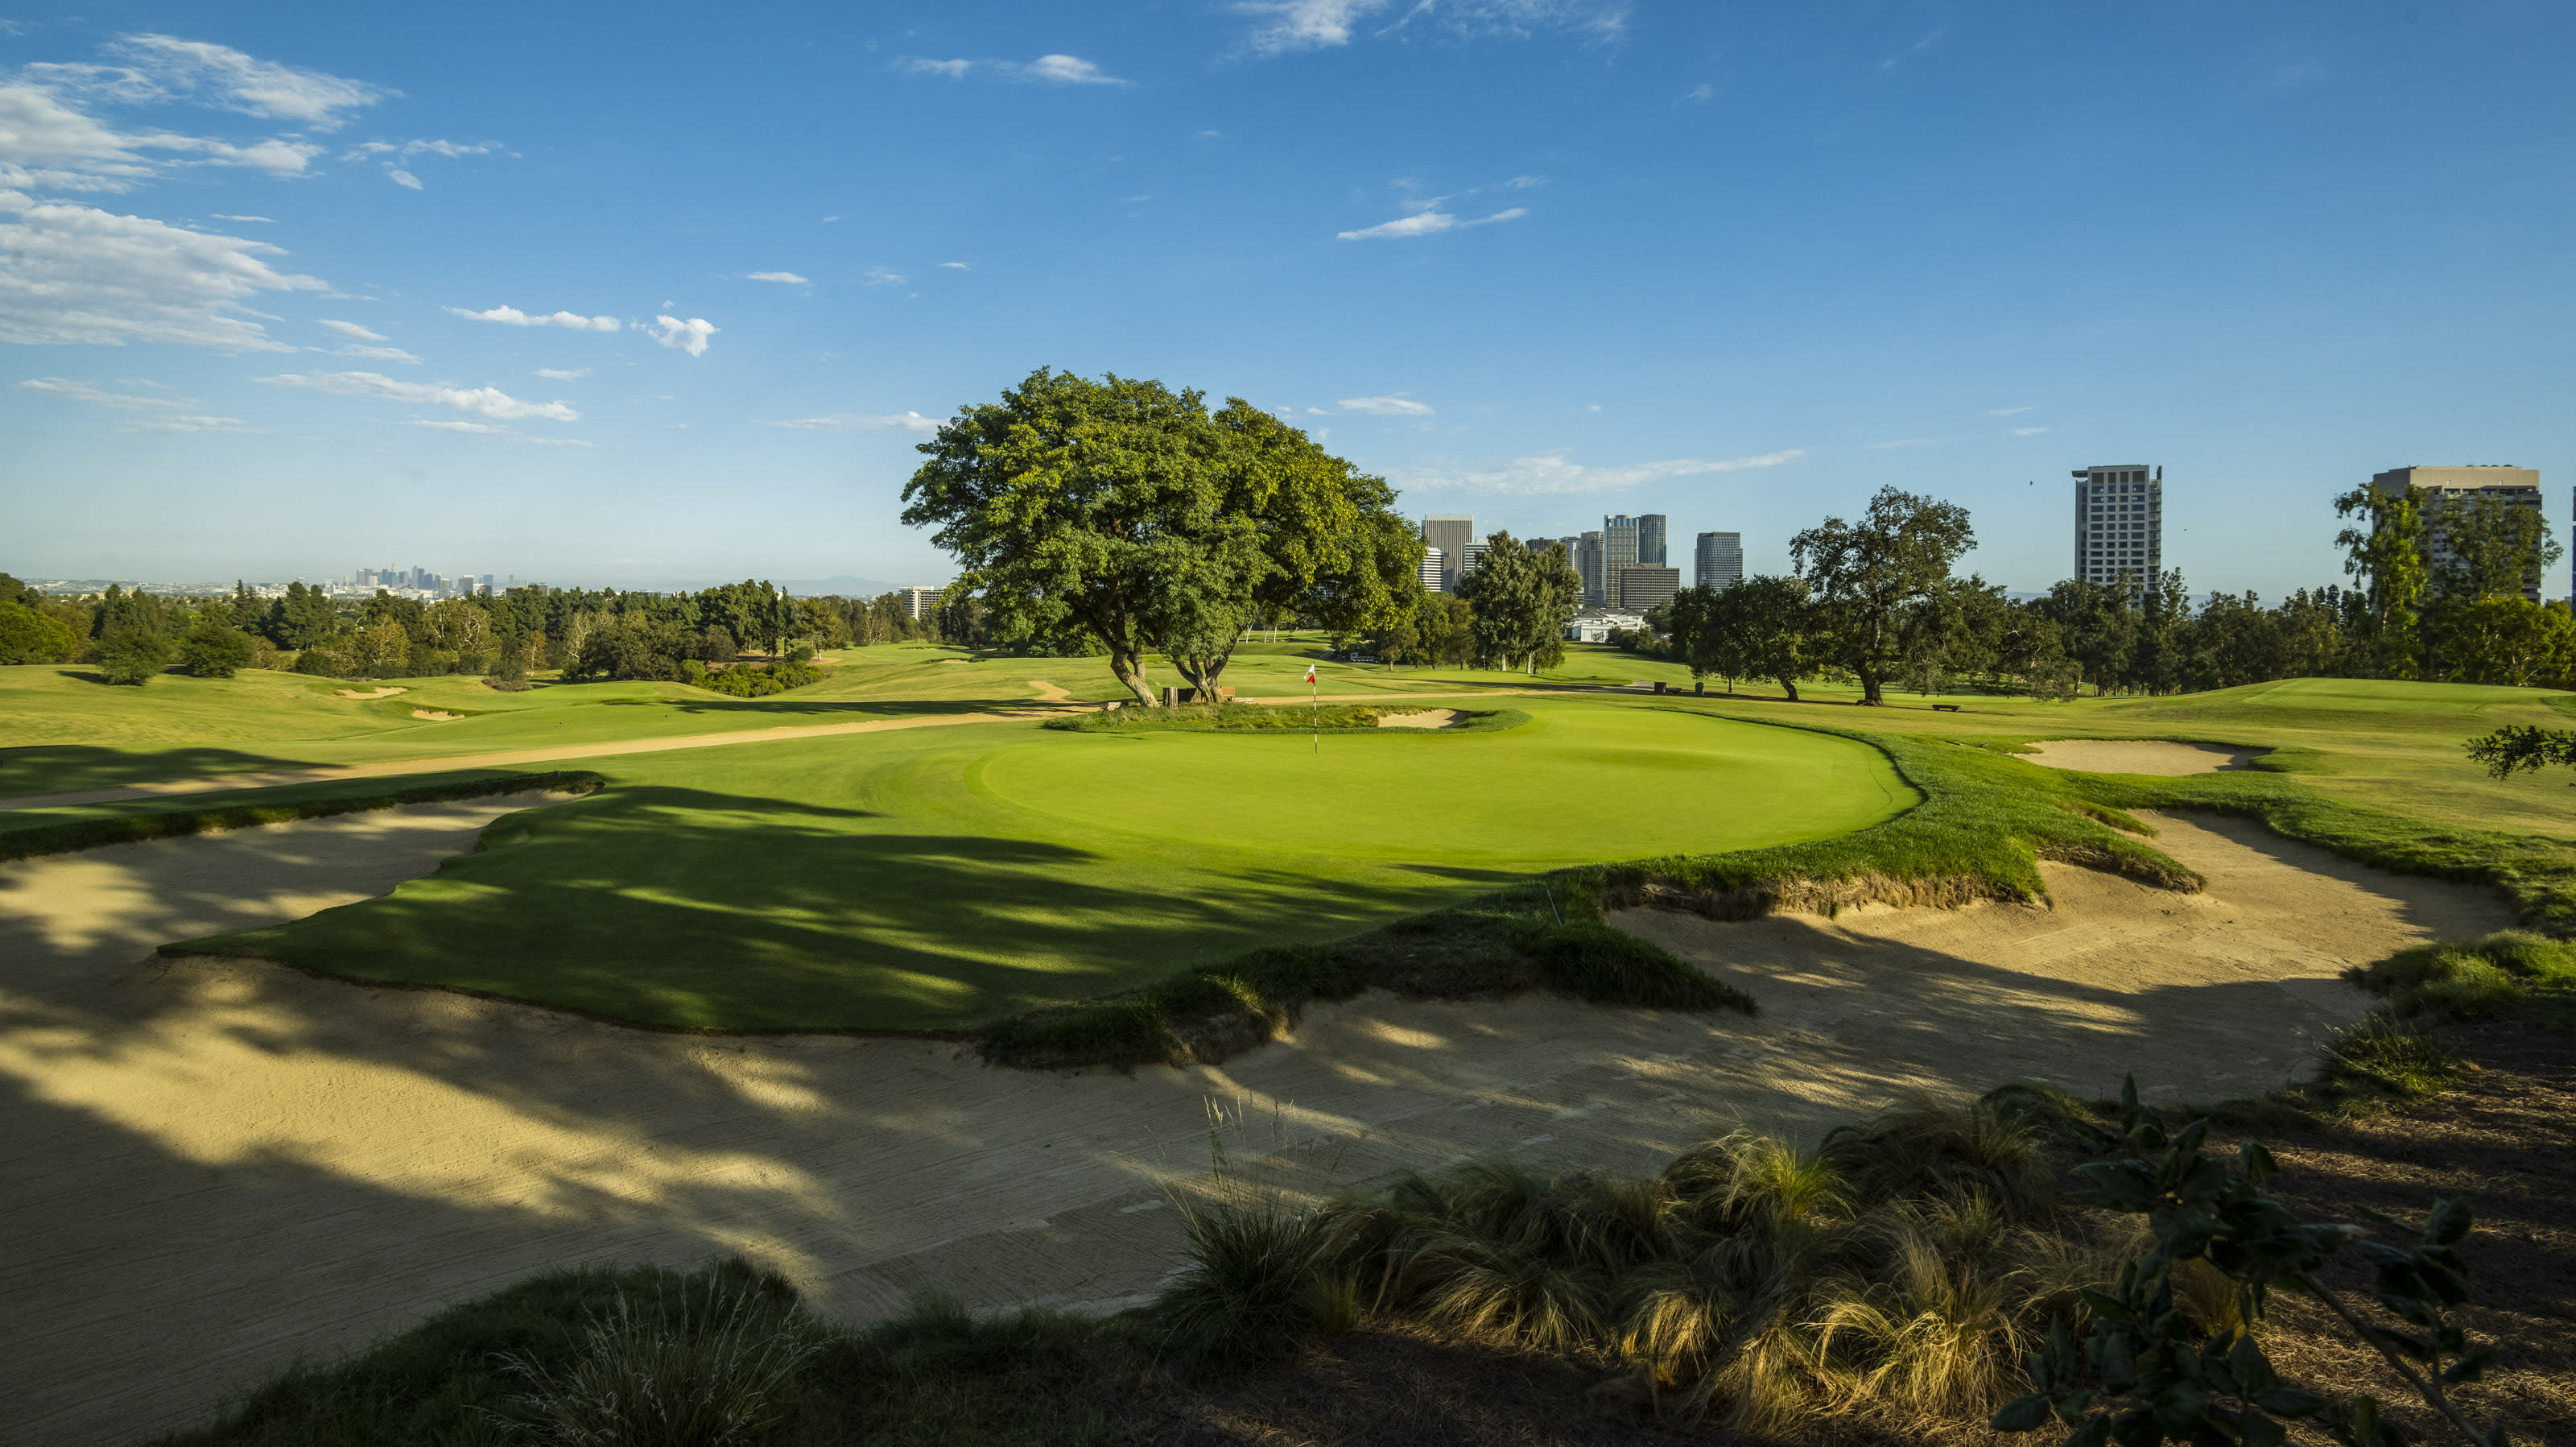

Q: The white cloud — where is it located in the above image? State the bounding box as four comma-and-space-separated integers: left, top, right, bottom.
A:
535, 367, 588, 380
2011, 426, 2048, 436
1870, 436, 1938, 449
345, 138, 497, 159
520, 436, 594, 446
1338, 394, 1433, 415
647, 314, 716, 357
1238, 0, 1629, 56
407, 418, 505, 433
257, 370, 580, 421
1396, 448, 1806, 496
330, 343, 420, 363
762, 411, 939, 433
0, 197, 325, 349
109, 34, 390, 130
18, 375, 244, 430
939, 261, 970, 270
211, 213, 274, 222
748, 271, 809, 284
898, 53, 1127, 84
385, 167, 422, 189
316, 318, 385, 341
1988, 405, 2035, 416
1017, 54, 1125, 85
1337, 205, 1525, 241
1683, 82, 1712, 102
445, 304, 621, 332
861, 266, 905, 287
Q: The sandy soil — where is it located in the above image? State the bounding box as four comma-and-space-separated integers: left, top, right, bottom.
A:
1376, 709, 1463, 730
0, 810, 2514, 1444
1026, 679, 1075, 702
408, 709, 462, 721
333, 686, 407, 699
2026, 738, 2264, 775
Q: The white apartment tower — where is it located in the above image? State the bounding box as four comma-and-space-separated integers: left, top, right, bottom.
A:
1695, 531, 1744, 591
1421, 515, 1475, 592
2073, 465, 2162, 589
1418, 547, 1446, 593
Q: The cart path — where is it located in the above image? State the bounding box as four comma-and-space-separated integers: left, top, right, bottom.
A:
0, 802, 2515, 1444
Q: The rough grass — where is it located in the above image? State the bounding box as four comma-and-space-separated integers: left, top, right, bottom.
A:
1044, 703, 1527, 735
2347, 930, 2576, 1030
976, 883, 1752, 1070
0, 770, 605, 863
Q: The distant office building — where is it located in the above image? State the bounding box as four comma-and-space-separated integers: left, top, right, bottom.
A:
1577, 531, 1606, 607
1460, 540, 1491, 577
1603, 515, 1642, 581
1695, 531, 1744, 591
2374, 465, 2546, 603
1564, 609, 1647, 643
1613, 566, 1681, 613
1637, 515, 1668, 568
1422, 514, 1475, 591
1418, 547, 1445, 593
902, 585, 945, 619
2072, 465, 2163, 589
481, 573, 497, 593
1556, 535, 1580, 567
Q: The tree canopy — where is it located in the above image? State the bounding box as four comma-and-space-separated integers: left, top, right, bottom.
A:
1455, 532, 1581, 673
1790, 486, 1976, 705
901, 368, 1418, 705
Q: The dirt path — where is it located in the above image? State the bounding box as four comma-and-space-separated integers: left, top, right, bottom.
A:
0, 707, 1063, 812
2026, 738, 2264, 775
0, 811, 2516, 1443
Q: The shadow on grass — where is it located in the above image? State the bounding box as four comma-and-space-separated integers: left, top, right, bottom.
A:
170, 783, 1462, 1033
2, 744, 330, 799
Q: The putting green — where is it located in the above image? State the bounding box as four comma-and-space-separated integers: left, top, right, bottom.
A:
972, 708, 1914, 866
175, 700, 1913, 1032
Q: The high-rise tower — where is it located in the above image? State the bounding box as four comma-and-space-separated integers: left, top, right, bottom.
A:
2072, 465, 2162, 589
1421, 515, 1474, 592
1695, 532, 1743, 591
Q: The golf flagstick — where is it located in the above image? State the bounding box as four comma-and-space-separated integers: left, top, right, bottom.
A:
1307, 660, 1319, 754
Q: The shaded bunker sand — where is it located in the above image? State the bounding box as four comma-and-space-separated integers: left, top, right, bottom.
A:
408, 709, 462, 722
0, 811, 2515, 1444
2026, 738, 2264, 775
333, 686, 407, 700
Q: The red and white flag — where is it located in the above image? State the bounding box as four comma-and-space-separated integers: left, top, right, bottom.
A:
1303, 663, 1318, 684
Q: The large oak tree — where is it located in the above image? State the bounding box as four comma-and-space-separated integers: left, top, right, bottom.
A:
1790, 486, 1975, 705
901, 368, 1418, 706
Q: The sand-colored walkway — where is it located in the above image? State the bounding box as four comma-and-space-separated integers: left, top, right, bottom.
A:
0, 807, 2515, 1444
2027, 738, 2264, 775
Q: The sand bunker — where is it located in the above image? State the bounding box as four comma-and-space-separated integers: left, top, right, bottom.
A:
2026, 739, 2263, 775
408, 709, 463, 721
1376, 709, 1463, 730
334, 686, 406, 699
0, 810, 2514, 1443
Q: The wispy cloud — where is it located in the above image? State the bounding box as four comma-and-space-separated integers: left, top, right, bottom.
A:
939, 261, 970, 271
329, 343, 421, 364
647, 314, 716, 357
345, 138, 497, 159
1870, 436, 1939, 449
1338, 204, 1526, 241
104, 33, 391, 130
18, 374, 246, 431
1988, 405, 2035, 416
1338, 394, 1433, 415
445, 304, 621, 332
211, 213, 274, 223
2010, 426, 2047, 436
521, 436, 594, 446
861, 266, 906, 287
1396, 448, 1806, 495
535, 367, 589, 380
1237, 0, 1630, 56
407, 418, 505, 434
898, 53, 1128, 85
762, 411, 939, 433
257, 370, 579, 421
0, 199, 325, 349
1682, 81, 1713, 102
385, 167, 422, 189
748, 271, 808, 284
1880, 27, 1945, 72
317, 318, 385, 341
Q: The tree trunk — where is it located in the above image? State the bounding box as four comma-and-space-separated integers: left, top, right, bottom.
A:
1855, 660, 1885, 705
1777, 675, 1800, 702
1106, 647, 1158, 707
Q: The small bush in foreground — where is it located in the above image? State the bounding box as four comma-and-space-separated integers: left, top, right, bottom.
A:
2319, 1011, 2466, 1099
494, 1267, 819, 1445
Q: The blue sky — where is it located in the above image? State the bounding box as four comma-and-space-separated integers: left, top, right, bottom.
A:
4, 2, 2570, 596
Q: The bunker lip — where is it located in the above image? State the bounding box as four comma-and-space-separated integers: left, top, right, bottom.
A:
2025, 738, 2268, 775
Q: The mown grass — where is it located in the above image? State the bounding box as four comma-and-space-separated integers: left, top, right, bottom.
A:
0, 770, 605, 863
1042, 703, 1525, 734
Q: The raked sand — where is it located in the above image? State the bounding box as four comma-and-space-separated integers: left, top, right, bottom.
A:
0, 800, 2515, 1443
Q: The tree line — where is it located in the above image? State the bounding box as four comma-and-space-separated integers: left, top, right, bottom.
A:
0, 572, 969, 686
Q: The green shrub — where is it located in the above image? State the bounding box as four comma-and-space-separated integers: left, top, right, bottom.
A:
0, 601, 78, 664
2354, 930, 2576, 1026
177, 622, 258, 678
2318, 1010, 2462, 1098
1150, 1194, 1345, 1374
493, 1265, 821, 1445
696, 659, 825, 697
97, 627, 171, 684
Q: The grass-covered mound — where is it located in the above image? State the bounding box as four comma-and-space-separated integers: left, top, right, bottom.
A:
2348, 929, 2576, 1031
1044, 703, 1525, 734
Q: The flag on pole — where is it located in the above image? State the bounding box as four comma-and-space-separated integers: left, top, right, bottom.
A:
1303, 663, 1317, 684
